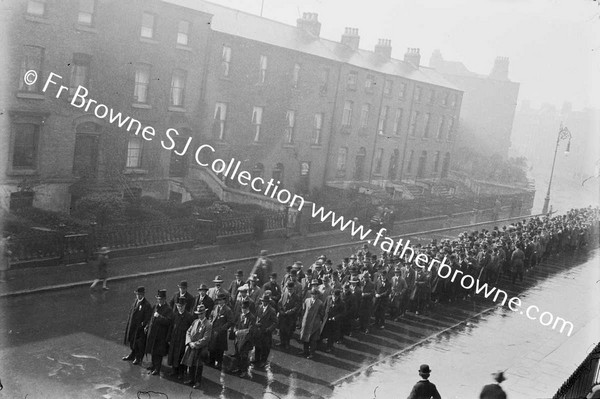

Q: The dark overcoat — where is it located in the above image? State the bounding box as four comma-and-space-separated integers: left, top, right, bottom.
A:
321, 297, 345, 340
299, 297, 325, 342
169, 291, 195, 313
209, 304, 234, 352
278, 289, 301, 331
123, 297, 152, 347
193, 294, 214, 317
145, 303, 173, 357
167, 310, 194, 367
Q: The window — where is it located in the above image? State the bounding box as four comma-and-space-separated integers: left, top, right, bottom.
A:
406, 150, 414, 173
26, 0, 45, 16
399, 82, 407, 99
378, 106, 389, 135
134, 64, 151, 103
347, 71, 357, 90
69, 53, 91, 95
170, 69, 186, 107
442, 92, 450, 107
393, 108, 403, 136
141, 13, 155, 39
12, 123, 39, 169
384, 79, 393, 96
374, 148, 384, 174
423, 113, 431, 138
336, 147, 348, 173
319, 68, 329, 93
221, 46, 232, 77
437, 116, 445, 139
429, 89, 436, 105
365, 74, 375, 92
259, 55, 267, 83
126, 137, 142, 168
78, 0, 95, 26
450, 93, 457, 108
408, 111, 419, 137
433, 151, 441, 172
359, 104, 370, 129
19, 46, 44, 92
213, 102, 227, 140
312, 113, 323, 144
252, 106, 263, 142
177, 21, 190, 46
342, 101, 353, 128
292, 63, 301, 88
284, 110, 295, 144
447, 117, 455, 140
414, 86, 422, 102
272, 163, 284, 184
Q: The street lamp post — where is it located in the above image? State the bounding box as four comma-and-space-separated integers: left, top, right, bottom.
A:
542, 123, 572, 215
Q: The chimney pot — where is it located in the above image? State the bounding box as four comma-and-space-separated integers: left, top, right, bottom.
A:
404, 47, 421, 67
374, 38, 392, 60
297, 12, 321, 37
341, 27, 360, 50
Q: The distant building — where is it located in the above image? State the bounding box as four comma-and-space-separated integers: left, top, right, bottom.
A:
429, 50, 520, 160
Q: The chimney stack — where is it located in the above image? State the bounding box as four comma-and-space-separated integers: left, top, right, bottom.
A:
374, 39, 392, 59
404, 48, 421, 68
429, 49, 443, 70
489, 56, 509, 80
296, 12, 321, 37
341, 27, 360, 51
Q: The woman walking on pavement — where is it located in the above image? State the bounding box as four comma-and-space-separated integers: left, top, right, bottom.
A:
90, 247, 110, 290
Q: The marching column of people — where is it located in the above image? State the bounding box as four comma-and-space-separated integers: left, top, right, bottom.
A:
120, 207, 599, 390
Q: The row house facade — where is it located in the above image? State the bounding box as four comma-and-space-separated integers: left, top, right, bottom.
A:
1, 0, 212, 211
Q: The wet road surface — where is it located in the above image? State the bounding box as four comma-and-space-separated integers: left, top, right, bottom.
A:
0, 234, 597, 398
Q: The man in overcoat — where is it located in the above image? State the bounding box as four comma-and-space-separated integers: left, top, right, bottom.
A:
122, 286, 152, 365
207, 276, 229, 303
230, 300, 256, 377
298, 288, 325, 359
208, 293, 234, 370
262, 272, 282, 304
278, 280, 302, 349
145, 289, 173, 375
228, 269, 245, 305
169, 280, 195, 312
407, 364, 442, 399
253, 292, 278, 368
480, 371, 507, 399
193, 284, 214, 317
321, 289, 345, 352
182, 305, 212, 389
167, 297, 194, 379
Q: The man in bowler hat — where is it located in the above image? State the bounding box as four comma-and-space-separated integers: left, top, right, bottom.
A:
480, 371, 507, 399
407, 364, 441, 399
145, 289, 173, 375
123, 286, 152, 365
193, 284, 214, 317
169, 280, 195, 312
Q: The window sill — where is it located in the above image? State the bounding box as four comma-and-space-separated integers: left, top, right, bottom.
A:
176, 44, 193, 52
168, 106, 186, 113
132, 103, 152, 109
7, 169, 38, 176
123, 168, 148, 175
282, 143, 295, 149
16, 92, 45, 100
140, 37, 159, 44
310, 144, 323, 149
251, 141, 263, 146
76, 24, 98, 33
24, 14, 50, 24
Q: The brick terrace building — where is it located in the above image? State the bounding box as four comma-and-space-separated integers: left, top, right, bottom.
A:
1, 0, 212, 211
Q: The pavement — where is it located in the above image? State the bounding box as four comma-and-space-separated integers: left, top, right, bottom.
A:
0, 210, 529, 297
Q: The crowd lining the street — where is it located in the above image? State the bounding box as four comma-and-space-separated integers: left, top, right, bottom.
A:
117, 206, 599, 393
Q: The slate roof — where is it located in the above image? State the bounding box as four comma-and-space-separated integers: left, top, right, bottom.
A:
164, 0, 462, 91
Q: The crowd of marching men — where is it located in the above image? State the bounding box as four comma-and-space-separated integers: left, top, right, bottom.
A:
120, 206, 600, 390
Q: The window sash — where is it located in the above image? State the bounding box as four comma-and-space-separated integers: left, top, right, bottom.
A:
69, 64, 89, 93
374, 148, 384, 174
378, 106, 388, 133
423, 113, 431, 137
170, 70, 186, 106
312, 113, 323, 144
259, 55, 267, 83
285, 110, 295, 143
399, 83, 406, 99
222, 46, 231, 77
320, 68, 329, 93
337, 148, 347, 171
13, 123, 39, 169
447, 118, 455, 139
409, 111, 419, 136
141, 13, 154, 38
342, 102, 353, 127
252, 107, 263, 141
407, 150, 414, 173
384, 80, 392, 95
78, 0, 95, 25
177, 21, 189, 45
347, 72, 357, 89
437, 117, 445, 139
415, 87, 422, 102
359, 104, 370, 128
126, 137, 142, 168
292, 64, 300, 87
214, 103, 227, 140
134, 66, 150, 103
27, 0, 45, 16
19, 46, 43, 92
393, 108, 403, 135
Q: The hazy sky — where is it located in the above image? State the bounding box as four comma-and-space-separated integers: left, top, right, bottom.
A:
209, 0, 600, 110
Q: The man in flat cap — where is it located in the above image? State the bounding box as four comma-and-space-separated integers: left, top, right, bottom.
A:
480, 371, 507, 399
145, 289, 173, 375
193, 284, 214, 318
182, 304, 212, 389
169, 280, 195, 312
208, 293, 234, 370
407, 364, 441, 399
123, 286, 152, 365
253, 292, 278, 368
167, 297, 194, 379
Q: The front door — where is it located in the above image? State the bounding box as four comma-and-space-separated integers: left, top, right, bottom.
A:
169, 137, 189, 177
73, 134, 99, 178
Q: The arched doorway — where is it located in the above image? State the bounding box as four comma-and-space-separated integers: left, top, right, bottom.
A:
354, 147, 366, 180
